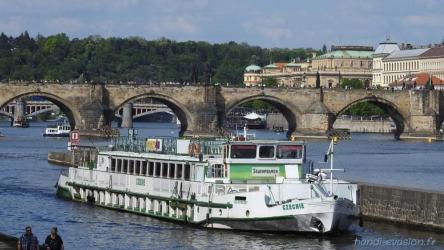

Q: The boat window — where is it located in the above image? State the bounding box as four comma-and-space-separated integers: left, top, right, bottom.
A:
117, 159, 122, 172
176, 164, 183, 179
259, 146, 275, 158
235, 196, 247, 204
111, 158, 116, 172
276, 145, 303, 159
155, 162, 161, 177
129, 160, 134, 174
230, 145, 257, 159
162, 163, 168, 177
148, 161, 154, 176
207, 164, 224, 178
135, 161, 141, 175
184, 164, 191, 180
169, 163, 175, 178
123, 159, 128, 173
142, 161, 147, 175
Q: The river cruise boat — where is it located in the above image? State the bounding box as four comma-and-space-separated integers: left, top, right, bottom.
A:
43, 120, 71, 137
56, 134, 359, 233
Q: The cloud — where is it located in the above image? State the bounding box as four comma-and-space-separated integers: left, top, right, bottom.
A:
415, 0, 439, 8
242, 16, 293, 45
147, 15, 199, 35
401, 15, 444, 27
45, 17, 83, 33
0, 16, 26, 35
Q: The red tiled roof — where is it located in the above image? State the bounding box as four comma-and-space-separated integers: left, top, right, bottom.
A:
274, 62, 286, 71
389, 72, 444, 86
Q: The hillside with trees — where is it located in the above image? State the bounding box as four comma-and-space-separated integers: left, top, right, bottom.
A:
0, 31, 317, 84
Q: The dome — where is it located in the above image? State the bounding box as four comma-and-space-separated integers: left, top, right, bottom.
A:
245, 64, 262, 72
374, 39, 400, 56
264, 63, 278, 69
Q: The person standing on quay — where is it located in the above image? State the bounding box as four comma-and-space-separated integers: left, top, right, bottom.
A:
17, 226, 39, 250
44, 227, 64, 250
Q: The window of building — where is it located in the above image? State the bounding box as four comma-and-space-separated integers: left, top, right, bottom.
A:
259, 146, 275, 158
230, 145, 257, 159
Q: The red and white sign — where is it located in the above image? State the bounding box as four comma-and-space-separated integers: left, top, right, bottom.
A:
70, 131, 80, 145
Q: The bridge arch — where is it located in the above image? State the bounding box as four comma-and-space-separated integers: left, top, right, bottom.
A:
113, 93, 193, 136
334, 96, 409, 138
0, 92, 80, 129
224, 95, 299, 136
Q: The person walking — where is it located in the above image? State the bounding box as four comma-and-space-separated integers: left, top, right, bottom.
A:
17, 226, 39, 250
44, 227, 64, 250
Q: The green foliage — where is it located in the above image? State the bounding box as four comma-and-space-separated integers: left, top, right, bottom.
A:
261, 77, 278, 87
241, 100, 274, 111
0, 32, 317, 84
341, 78, 364, 89
344, 102, 387, 117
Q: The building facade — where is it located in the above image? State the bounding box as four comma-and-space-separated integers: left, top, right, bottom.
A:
374, 45, 444, 88
372, 40, 400, 86
244, 46, 373, 88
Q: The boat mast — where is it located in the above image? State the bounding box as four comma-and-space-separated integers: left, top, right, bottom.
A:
330, 138, 334, 194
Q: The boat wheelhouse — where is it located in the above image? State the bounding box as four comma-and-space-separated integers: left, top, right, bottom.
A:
56, 135, 359, 233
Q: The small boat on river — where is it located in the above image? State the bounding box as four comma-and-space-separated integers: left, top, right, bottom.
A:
43, 120, 71, 137
56, 130, 359, 233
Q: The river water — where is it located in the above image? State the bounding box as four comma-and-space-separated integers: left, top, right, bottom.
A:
0, 121, 443, 249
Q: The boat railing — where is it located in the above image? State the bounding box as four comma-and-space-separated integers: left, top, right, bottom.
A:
111, 136, 178, 154
189, 138, 227, 156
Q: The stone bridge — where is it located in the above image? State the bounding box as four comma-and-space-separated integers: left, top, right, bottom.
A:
0, 82, 443, 138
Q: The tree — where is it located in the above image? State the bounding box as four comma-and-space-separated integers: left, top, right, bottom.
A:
262, 77, 278, 87
341, 78, 363, 89
322, 44, 327, 54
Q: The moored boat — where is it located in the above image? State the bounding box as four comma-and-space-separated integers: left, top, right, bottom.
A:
43, 120, 71, 137
56, 134, 359, 233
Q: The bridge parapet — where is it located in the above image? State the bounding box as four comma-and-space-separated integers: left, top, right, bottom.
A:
0, 82, 442, 138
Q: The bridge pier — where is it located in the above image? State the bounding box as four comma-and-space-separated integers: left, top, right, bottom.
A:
294, 101, 333, 136
120, 102, 133, 128
12, 99, 27, 127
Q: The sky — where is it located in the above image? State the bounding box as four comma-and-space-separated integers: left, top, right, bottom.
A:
0, 0, 443, 49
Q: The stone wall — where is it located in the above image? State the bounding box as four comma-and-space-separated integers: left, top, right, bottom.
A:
334, 119, 393, 133
47, 151, 72, 166
358, 183, 444, 230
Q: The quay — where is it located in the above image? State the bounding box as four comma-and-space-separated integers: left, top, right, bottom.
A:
0, 233, 17, 250
358, 183, 444, 231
